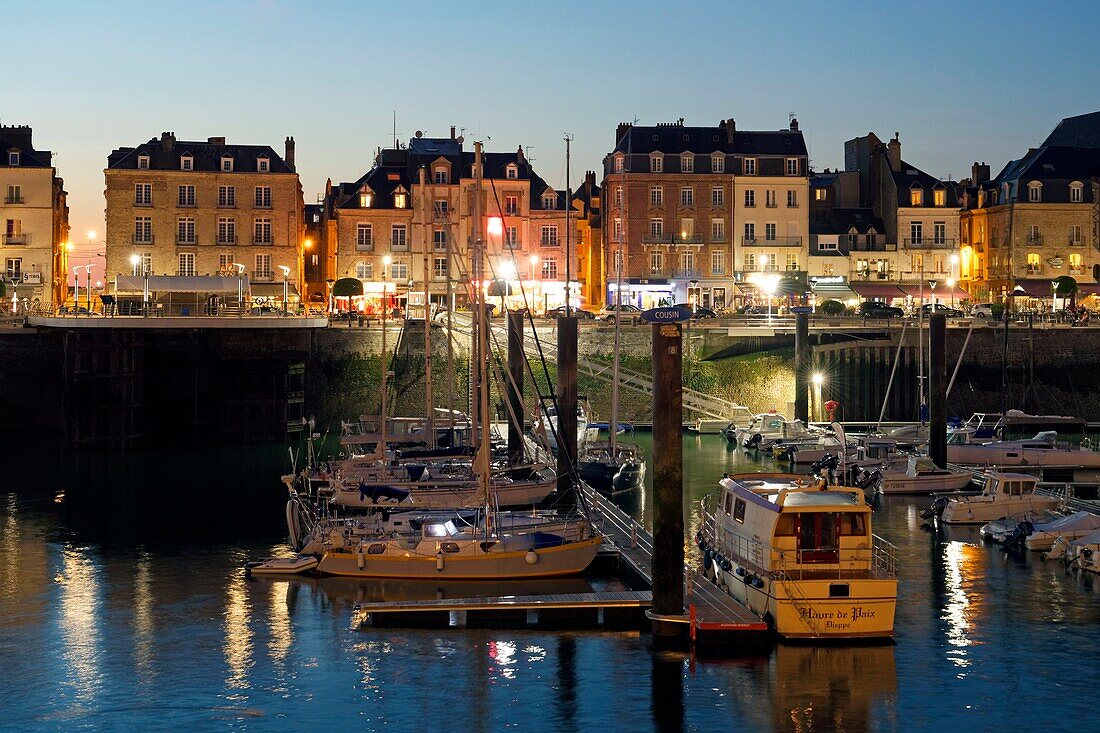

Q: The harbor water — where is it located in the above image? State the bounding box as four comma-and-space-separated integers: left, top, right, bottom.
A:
3, 435, 1099, 732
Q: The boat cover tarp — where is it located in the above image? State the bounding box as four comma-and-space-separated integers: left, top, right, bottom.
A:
357, 482, 411, 503
1033, 511, 1100, 533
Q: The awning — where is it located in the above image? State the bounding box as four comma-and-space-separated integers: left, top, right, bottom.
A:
895, 282, 970, 299
1013, 279, 1061, 298
1078, 284, 1100, 296
114, 275, 249, 294
849, 282, 905, 298
252, 282, 301, 299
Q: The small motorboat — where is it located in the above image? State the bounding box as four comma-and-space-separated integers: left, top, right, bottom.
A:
245, 555, 320, 577
922, 471, 1064, 525
983, 511, 1100, 552
873, 455, 974, 495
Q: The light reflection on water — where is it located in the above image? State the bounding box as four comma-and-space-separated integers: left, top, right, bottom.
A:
0, 436, 1098, 731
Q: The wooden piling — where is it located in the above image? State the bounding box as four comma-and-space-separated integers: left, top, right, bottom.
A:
556, 316, 578, 503
651, 321, 684, 643
507, 310, 525, 465
929, 313, 947, 468
794, 312, 809, 424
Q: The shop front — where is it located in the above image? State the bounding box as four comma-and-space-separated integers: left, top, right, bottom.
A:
607, 278, 676, 309
808, 275, 858, 311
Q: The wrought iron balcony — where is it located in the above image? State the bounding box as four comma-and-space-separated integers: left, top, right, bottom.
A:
674, 234, 704, 244
742, 236, 803, 247
5, 196, 25, 204
902, 237, 956, 249
176, 236, 197, 245
671, 268, 702, 279
643, 234, 673, 244
1026, 233, 1043, 245
132, 234, 155, 244
2, 234, 26, 245
217, 236, 238, 245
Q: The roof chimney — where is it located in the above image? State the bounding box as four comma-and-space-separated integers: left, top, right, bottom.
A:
585, 170, 596, 189
284, 136, 295, 170
516, 145, 525, 164
160, 131, 175, 152
616, 122, 632, 145
789, 117, 799, 131
886, 132, 901, 173
971, 161, 990, 185
450, 126, 456, 140
207, 136, 226, 145
725, 118, 736, 143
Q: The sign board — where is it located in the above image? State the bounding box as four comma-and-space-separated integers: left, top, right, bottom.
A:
809, 275, 846, 285
21, 271, 42, 285
790, 306, 813, 314
641, 305, 693, 323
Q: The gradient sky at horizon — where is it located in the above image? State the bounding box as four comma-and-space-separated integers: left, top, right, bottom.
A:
7, 0, 1100, 281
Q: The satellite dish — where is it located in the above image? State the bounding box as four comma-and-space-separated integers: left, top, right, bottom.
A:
415, 130, 423, 138
455, 136, 464, 144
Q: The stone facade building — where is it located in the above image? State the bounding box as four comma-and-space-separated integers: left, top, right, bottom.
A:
325, 130, 574, 313
0, 125, 69, 306
104, 132, 304, 293
572, 171, 603, 309
601, 118, 809, 310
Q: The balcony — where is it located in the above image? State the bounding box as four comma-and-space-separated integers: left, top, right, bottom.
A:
671, 268, 702, 279
5, 196, 25, 204
355, 241, 374, 252
1026, 234, 1043, 245
216, 236, 238, 245
673, 234, 704, 244
2, 234, 26, 245
252, 238, 273, 245
132, 234, 155, 244
1069, 237, 1085, 247
902, 237, 956, 249
848, 239, 896, 253
643, 234, 673, 244
742, 236, 803, 247
176, 236, 197, 246
253, 273, 275, 282
217, 201, 237, 209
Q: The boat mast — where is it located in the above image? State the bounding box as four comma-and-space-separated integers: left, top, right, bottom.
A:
611, 128, 628, 457
565, 134, 572, 316
420, 165, 435, 447
473, 141, 492, 503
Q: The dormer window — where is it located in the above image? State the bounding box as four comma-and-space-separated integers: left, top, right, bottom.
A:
1027, 181, 1042, 203
7, 150, 20, 166
180, 155, 193, 171
137, 154, 150, 169
505, 164, 518, 180
394, 192, 408, 209
221, 156, 234, 172
933, 188, 946, 206
614, 154, 624, 173
785, 158, 799, 176
711, 154, 724, 174
1070, 181, 1084, 203
433, 167, 449, 185
743, 158, 757, 175
977, 190, 985, 208
359, 192, 373, 208
257, 157, 270, 173
649, 154, 663, 173
543, 192, 557, 209
910, 187, 923, 206
681, 154, 694, 173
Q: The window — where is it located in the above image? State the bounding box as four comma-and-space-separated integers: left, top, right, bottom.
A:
614, 186, 623, 206
504, 164, 517, 180
178, 185, 195, 207
355, 224, 373, 250
649, 251, 663, 275
134, 183, 151, 206
257, 157, 269, 173
434, 168, 449, 184
434, 228, 449, 251
680, 187, 694, 206
613, 155, 624, 173
1028, 225, 1041, 243
359, 192, 373, 208
541, 225, 559, 246
1027, 252, 1040, 273
542, 193, 557, 209
786, 253, 798, 271
254, 218, 272, 244
3, 258, 20, 280
743, 222, 755, 244
681, 154, 694, 173
681, 250, 694, 271
743, 252, 756, 271
711, 250, 725, 275
433, 257, 448, 279
711, 218, 725, 242
814, 188, 827, 201
764, 223, 776, 241
733, 498, 746, 523
933, 222, 946, 245
137, 154, 149, 169
649, 154, 663, 173
504, 226, 518, 249
1070, 182, 1084, 203
785, 158, 799, 176
134, 217, 152, 243
139, 252, 152, 275
743, 158, 757, 175
177, 217, 195, 244
711, 187, 724, 207
910, 221, 923, 245
391, 224, 407, 248
542, 257, 559, 279
1071, 225, 1083, 245
433, 199, 449, 218
1027, 181, 1042, 203
504, 195, 519, 215
1070, 253, 1083, 273
255, 254, 272, 279
679, 218, 695, 240
787, 190, 797, 208
255, 186, 272, 208
393, 192, 408, 209
711, 155, 724, 174
356, 262, 373, 279
744, 189, 755, 208
389, 262, 409, 281
910, 188, 923, 206
219, 185, 236, 207
217, 217, 236, 244
649, 218, 664, 238
613, 218, 623, 241
221, 157, 234, 172
765, 190, 776, 208
178, 252, 195, 276
180, 155, 193, 171
650, 186, 663, 206
612, 250, 623, 275
934, 188, 946, 206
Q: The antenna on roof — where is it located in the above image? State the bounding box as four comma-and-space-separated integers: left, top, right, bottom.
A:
392, 111, 397, 149
524, 146, 534, 166
789, 111, 797, 124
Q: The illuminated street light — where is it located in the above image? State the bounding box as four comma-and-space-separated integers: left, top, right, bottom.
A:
130, 253, 140, 276
812, 372, 824, 386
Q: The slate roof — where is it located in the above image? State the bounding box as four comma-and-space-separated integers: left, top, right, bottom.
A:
107, 135, 294, 173
611, 123, 807, 157
990, 145, 1100, 204
892, 160, 959, 208
1042, 111, 1100, 149
810, 208, 885, 236
0, 126, 53, 167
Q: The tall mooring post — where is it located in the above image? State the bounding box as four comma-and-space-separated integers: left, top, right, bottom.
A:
556, 316, 578, 504
507, 310, 525, 465
794, 312, 810, 424
651, 321, 684, 643
929, 313, 947, 468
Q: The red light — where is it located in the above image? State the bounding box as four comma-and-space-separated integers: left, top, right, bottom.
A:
487, 217, 503, 236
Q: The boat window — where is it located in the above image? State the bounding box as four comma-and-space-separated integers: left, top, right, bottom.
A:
723, 491, 733, 515
733, 498, 746, 524
444, 520, 458, 535
1021, 482, 1035, 495
775, 513, 797, 535
829, 583, 850, 598
367, 543, 386, 555
1004, 481, 1020, 496
766, 419, 783, 430
441, 542, 461, 553
838, 512, 867, 536
425, 524, 448, 537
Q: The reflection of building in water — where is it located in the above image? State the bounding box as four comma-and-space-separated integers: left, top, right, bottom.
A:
772, 644, 898, 732
132, 553, 155, 683
1, 495, 50, 630
223, 573, 253, 690
58, 548, 103, 705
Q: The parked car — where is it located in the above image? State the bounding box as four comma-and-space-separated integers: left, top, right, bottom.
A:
970, 303, 996, 318
857, 300, 904, 318
601, 303, 643, 322
675, 303, 718, 319
735, 304, 768, 315
545, 305, 596, 319
920, 303, 964, 317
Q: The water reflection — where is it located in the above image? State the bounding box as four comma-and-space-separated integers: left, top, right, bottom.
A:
57, 547, 102, 707
941, 541, 976, 673
132, 553, 155, 682
223, 568, 254, 690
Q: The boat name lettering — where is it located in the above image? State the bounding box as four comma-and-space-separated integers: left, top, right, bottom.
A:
798, 606, 876, 622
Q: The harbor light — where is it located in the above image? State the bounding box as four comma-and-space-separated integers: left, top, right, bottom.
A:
130, 253, 140, 276
812, 372, 824, 386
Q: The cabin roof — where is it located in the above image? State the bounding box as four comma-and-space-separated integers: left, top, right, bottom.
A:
988, 471, 1039, 482
781, 490, 864, 507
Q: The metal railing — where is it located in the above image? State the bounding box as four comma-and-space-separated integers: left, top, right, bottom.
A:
674, 234, 704, 244
4, 196, 25, 204
176, 236, 197, 245
2, 234, 26, 245
902, 238, 956, 249
742, 236, 802, 247
671, 268, 701, 279
643, 234, 673, 244
217, 236, 238, 245
1027, 233, 1043, 245
132, 234, 154, 244
1069, 237, 1085, 247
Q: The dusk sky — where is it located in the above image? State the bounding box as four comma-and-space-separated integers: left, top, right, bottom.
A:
9, 1, 1100, 281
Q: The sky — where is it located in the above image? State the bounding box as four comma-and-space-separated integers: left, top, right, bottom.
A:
7, 0, 1100, 283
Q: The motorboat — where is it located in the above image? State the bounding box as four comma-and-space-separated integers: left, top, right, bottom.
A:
576, 422, 645, 493
698, 472, 898, 640
1047, 528, 1100, 572
872, 455, 974, 495
946, 431, 1100, 468
695, 405, 754, 435
996, 409, 1086, 441
536, 400, 588, 455
981, 511, 1100, 552
921, 471, 1064, 525
947, 412, 1003, 444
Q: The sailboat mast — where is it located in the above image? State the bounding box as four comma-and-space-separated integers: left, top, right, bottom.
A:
611, 129, 628, 457
473, 141, 492, 495
420, 166, 435, 446
565, 134, 572, 315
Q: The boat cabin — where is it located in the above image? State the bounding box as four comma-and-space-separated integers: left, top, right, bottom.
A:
980, 472, 1040, 498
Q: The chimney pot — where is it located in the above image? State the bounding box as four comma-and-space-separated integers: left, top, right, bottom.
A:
285, 136, 296, 169
725, 118, 736, 143
789, 117, 799, 131
450, 126, 456, 139
886, 133, 902, 172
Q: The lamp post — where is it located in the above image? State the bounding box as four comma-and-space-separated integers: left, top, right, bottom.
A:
947, 277, 956, 310
72, 266, 81, 314
278, 265, 291, 316
232, 262, 245, 315
130, 253, 140, 277
1051, 280, 1058, 316
530, 254, 542, 313
928, 279, 938, 312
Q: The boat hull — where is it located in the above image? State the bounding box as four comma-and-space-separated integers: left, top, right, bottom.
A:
315, 536, 603, 579
577, 459, 645, 493
878, 472, 973, 495
331, 479, 554, 510
941, 496, 1061, 524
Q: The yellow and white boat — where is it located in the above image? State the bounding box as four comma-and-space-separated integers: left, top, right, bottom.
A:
698, 472, 897, 640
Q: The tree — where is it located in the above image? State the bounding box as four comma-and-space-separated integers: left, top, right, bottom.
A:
820, 299, 845, 316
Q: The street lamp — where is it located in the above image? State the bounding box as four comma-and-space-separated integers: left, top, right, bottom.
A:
761, 274, 779, 320
130, 253, 141, 277
278, 265, 291, 315
1052, 279, 1058, 315
232, 262, 246, 313
927, 279, 938, 312
947, 277, 956, 310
